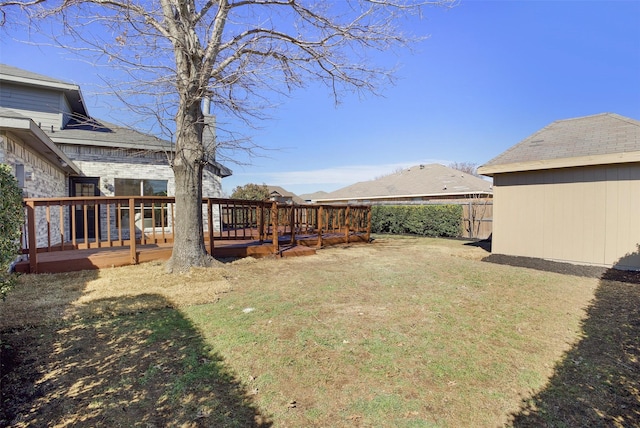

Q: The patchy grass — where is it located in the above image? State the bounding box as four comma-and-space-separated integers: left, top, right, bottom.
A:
1, 235, 638, 427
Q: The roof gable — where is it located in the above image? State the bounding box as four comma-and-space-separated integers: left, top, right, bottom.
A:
479, 113, 640, 176
267, 186, 304, 204
0, 63, 88, 117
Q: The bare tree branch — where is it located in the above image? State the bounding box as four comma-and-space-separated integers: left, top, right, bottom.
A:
0, 0, 457, 270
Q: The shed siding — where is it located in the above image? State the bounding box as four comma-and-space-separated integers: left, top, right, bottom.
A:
492, 163, 640, 270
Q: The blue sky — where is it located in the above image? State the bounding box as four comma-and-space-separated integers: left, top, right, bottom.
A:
1, 0, 639, 196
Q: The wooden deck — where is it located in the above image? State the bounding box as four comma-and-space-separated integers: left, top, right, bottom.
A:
15, 232, 370, 274
19, 196, 372, 274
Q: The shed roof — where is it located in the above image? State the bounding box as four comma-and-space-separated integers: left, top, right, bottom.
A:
315, 163, 492, 202
478, 113, 640, 176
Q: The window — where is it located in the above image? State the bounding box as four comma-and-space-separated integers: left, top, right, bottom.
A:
114, 178, 169, 229
114, 179, 168, 197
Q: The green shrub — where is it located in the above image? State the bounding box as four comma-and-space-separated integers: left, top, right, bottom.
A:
0, 164, 24, 299
371, 205, 462, 237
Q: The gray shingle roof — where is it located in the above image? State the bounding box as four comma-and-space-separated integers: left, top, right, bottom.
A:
0, 107, 30, 120
49, 117, 175, 152
0, 108, 80, 175
479, 113, 640, 175
267, 186, 305, 204
47, 116, 232, 177
317, 164, 492, 201
0, 63, 76, 87
299, 191, 329, 201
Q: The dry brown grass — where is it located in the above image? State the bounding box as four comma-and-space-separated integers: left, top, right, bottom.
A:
0, 262, 233, 329
1, 235, 638, 427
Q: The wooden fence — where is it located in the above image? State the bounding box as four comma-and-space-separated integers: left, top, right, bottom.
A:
461, 199, 493, 240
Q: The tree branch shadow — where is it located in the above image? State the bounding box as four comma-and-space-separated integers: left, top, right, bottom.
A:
509, 251, 640, 427
1, 293, 271, 427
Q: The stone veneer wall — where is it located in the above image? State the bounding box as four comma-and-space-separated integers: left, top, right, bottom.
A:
61, 145, 224, 237
0, 139, 227, 251
1, 132, 69, 250
1, 132, 68, 198
60, 145, 224, 197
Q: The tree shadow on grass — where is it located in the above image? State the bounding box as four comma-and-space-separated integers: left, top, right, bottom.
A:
509, 262, 640, 426
1, 293, 271, 427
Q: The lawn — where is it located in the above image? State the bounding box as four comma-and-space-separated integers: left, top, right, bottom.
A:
1, 235, 638, 427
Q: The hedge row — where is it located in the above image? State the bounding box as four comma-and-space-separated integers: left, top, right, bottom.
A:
370, 205, 462, 237
1, 164, 24, 299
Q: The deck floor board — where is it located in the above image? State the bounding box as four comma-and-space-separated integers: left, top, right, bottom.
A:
15, 233, 368, 274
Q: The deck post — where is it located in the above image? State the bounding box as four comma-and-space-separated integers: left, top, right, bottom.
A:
345, 206, 351, 243
139, 201, 146, 246
94, 202, 100, 247
259, 202, 265, 243
317, 205, 323, 248
129, 198, 138, 265
207, 199, 214, 256
289, 205, 296, 245
366, 206, 372, 242
83, 202, 89, 248
271, 202, 279, 255
26, 200, 37, 274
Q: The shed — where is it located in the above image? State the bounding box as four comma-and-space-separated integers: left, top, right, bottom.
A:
478, 113, 640, 270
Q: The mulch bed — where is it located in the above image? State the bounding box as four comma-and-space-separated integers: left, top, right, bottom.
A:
483, 254, 640, 284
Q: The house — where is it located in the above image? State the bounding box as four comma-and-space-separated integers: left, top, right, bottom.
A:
0, 63, 231, 199
478, 113, 640, 270
312, 163, 493, 239
313, 163, 492, 204
0, 63, 231, 244
300, 190, 329, 203
267, 185, 305, 204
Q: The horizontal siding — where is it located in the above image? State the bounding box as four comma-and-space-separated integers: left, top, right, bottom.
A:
493, 164, 640, 269
0, 82, 64, 130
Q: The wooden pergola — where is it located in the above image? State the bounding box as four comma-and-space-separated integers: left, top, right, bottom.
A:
16, 197, 371, 274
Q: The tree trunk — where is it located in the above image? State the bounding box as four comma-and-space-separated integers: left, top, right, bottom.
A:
165, 100, 213, 272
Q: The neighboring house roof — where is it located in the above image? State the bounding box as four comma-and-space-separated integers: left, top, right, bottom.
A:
0, 108, 80, 175
299, 191, 329, 201
267, 185, 305, 204
0, 63, 88, 117
478, 113, 640, 176
315, 163, 493, 202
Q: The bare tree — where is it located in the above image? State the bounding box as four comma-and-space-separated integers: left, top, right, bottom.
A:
1, 0, 455, 272
448, 161, 479, 177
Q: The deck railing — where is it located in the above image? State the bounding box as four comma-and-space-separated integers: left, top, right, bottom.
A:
21, 196, 371, 273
